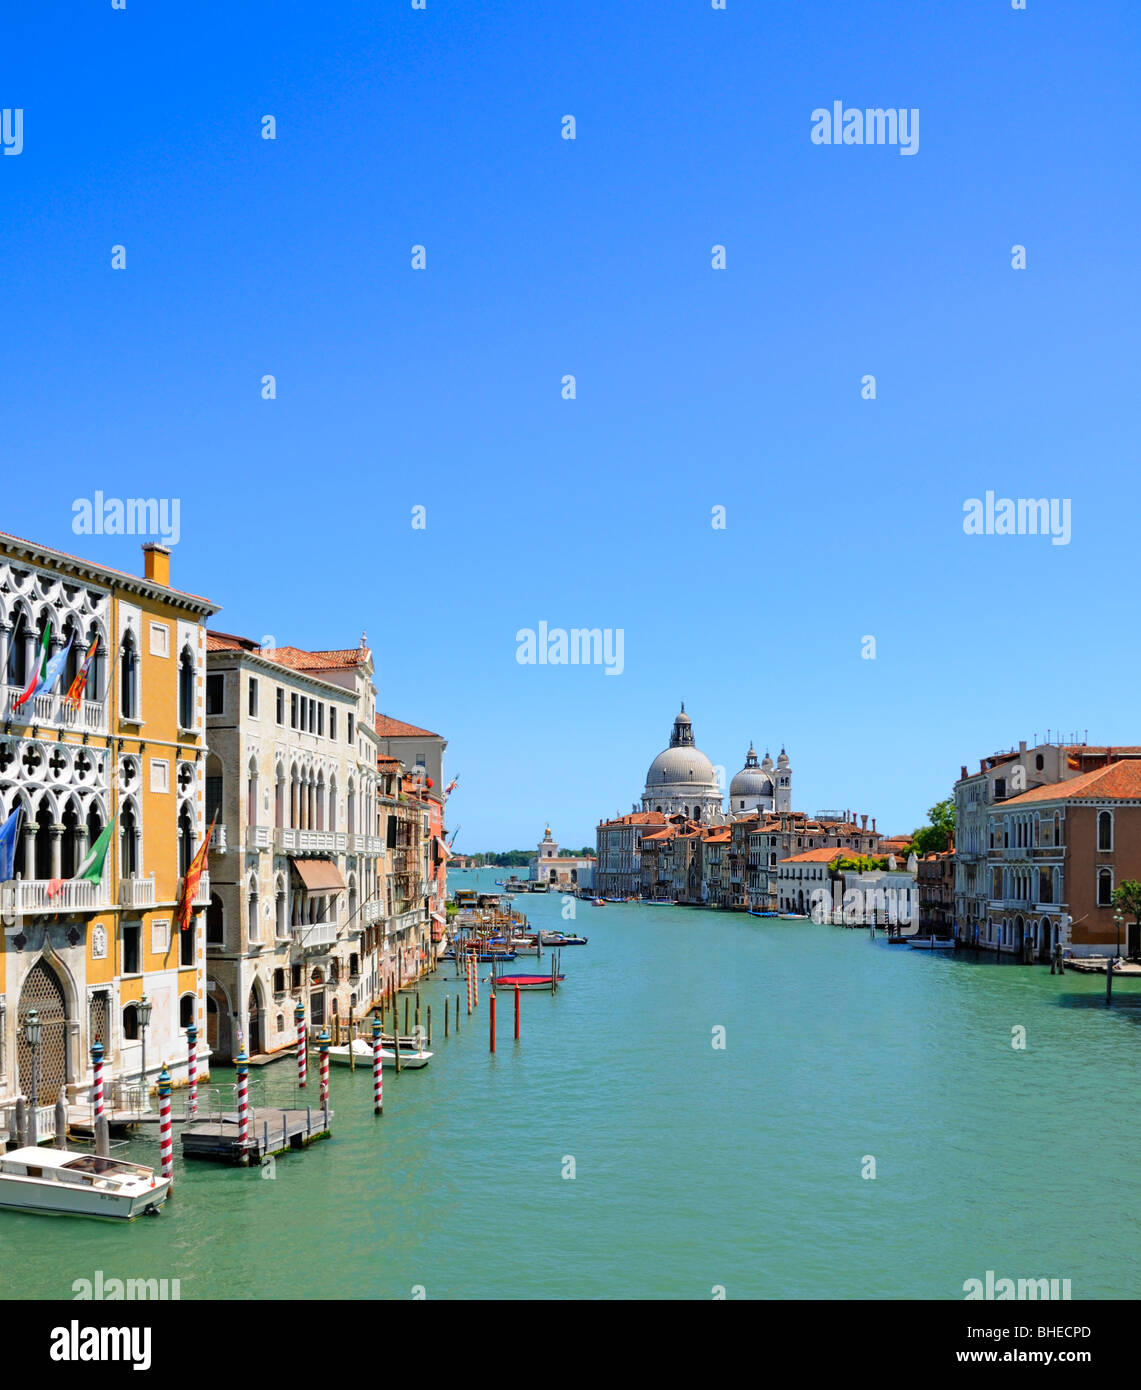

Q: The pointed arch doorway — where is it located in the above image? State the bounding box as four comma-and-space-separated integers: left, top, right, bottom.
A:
17, 958, 70, 1105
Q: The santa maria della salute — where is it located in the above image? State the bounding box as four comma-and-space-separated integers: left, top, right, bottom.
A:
640, 705, 791, 821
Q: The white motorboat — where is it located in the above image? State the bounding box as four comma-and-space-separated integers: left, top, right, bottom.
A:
328, 1039, 433, 1069
907, 936, 956, 950
0, 1148, 170, 1220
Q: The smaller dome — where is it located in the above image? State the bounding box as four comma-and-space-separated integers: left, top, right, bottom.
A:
729, 742, 773, 799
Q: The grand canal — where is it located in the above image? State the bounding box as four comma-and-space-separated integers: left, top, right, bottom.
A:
8, 869, 1141, 1300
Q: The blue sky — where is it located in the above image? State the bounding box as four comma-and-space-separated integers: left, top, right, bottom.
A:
3, 1, 1139, 850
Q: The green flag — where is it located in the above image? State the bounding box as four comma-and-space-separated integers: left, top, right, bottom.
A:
76, 816, 116, 884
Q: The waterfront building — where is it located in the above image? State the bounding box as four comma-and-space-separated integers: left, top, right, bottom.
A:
641, 706, 724, 821
776, 848, 847, 915
917, 849, 955, 933
203, 633, 383, 1057
530, 825, 595, 889
374, 714, 447, 795
747, 812, 882, 911
977, 758, 1141, 960
595, 811, 667, 898
0, 535, 218, 1124
952, 739, 1141, 950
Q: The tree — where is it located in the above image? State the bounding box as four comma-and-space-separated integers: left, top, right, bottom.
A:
1111, 880, 1141, 949
911, 798, 956, 856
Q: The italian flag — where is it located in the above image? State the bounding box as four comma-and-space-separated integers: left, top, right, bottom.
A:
12, 627, 50, 711
47, 816, 115, 899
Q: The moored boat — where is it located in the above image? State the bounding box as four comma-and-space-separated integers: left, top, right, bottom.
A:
907, 936, 956, 950
494, 973, 566, 991
590, 898, 605, 906
329, 1039, 433, 1069
0, 1148, 170, 1220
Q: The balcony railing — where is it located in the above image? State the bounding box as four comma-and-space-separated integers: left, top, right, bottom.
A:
292, 919, 339, 951
2, 685, 108, 734
119, 876, 156, 909
274, 828, 346, 855
347, 833, 384, 857
208, 823, 228, 855
361, 900, 384, 925
2, 878, 111, 916
246, 825, 272, 852
177, 872, 211, 907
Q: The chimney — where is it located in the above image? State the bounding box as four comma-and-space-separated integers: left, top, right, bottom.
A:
872, 817, 877, 832
861, 814, 868, 830
960, 765, 967, 780
142, 543, 171, 588
1019, 740, 1027, 754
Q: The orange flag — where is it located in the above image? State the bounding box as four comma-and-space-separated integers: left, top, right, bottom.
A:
178, 814, 217, 931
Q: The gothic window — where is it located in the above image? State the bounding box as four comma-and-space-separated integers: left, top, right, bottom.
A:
206, 893, 224, 946
178, 647, 196, 728
1098, 868, 1113, 907
1098, 811, 1113, 852
119, 628, 139, 719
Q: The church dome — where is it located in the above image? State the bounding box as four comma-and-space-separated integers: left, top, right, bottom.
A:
729, 743, 773, 799
646, 745, 718, 788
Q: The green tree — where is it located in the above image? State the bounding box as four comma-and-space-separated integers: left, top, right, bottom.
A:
911, 798, 956, 856
1111, 880, 1141, 947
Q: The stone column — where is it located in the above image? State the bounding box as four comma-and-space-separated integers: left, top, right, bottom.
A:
50, 825, 64, 882
22, 824, 36, 880
0, 623, 10, 694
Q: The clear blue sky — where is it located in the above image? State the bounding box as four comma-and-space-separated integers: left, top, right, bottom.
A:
3, 1, 1138, 851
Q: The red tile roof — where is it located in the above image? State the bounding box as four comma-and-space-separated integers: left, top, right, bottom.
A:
598, 812, 668, 828
779, 848, 848, 864
261, 645, 367, 672
1002, 760, 1141, 806
375, 714, 442, 739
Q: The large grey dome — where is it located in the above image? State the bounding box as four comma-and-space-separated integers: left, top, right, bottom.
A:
646, 745, 717, 787
641, 705, 723, 818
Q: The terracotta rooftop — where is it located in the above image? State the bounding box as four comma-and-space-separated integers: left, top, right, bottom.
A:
1002, 759, 1141, 806
261, 645, 367, 672
598, 812, 668, 828
780, 848, 848, 864
375, 714, 443, 740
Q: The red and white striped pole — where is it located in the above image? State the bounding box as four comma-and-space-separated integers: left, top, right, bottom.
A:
489, 989, 496, 1054
185, 1022, 198, 1118
372, 1017, 383, 1116
466, 954, 473, 1014
318, 1028, 330, 1111
474, 949, 479, 1009
295, 1000, 307, 1088
158, 1063, 173, 1181
236, 1046, 250, 1156
91, 1039, 104, 1121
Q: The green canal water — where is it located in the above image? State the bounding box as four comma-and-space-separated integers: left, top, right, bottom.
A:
7, 869, 1141, 1300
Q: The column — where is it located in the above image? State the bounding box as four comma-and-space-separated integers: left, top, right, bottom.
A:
22, 824, 36, 880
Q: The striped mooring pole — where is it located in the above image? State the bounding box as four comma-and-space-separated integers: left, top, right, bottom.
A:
186, 1022, 199, 1118
372, 1017, 383, 1116
295, 1000, 307, 1088
237, 1047, 250, 1154
489, 990, 496, 1054
91, 1039, 104, 1121
158, 1063, 173, 1181
318, 1028, 330, 1111
466, 955, 473, 1015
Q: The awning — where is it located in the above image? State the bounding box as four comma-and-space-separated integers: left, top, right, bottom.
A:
431, 910, 446, 924
434, 836, 452, 859
293, 859, 347, 892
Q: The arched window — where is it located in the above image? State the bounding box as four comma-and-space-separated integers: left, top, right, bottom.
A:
119, 628, 139, 719
178, 647, 195, 729
1097, 868, 1113, 907
177, 803, 195, 876
247, 880, 259, 943
122, 1004, 139, 1040
1098, 811, 1113, 852
206, 892, 224, 946
247, 758, 259, 828
275, 765, 286, 829
120, 800, 140, 877
179, 994, 195, 1028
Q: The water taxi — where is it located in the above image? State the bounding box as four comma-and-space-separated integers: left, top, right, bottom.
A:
328, 1039, 433, 1069
0, 1148, 170, 1221
907, 936, 956, 951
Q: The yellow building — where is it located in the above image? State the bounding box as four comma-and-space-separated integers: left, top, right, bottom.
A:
0, 533, 219, 1133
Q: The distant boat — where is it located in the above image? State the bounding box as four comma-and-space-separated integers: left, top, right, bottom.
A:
558, 934, 588, 946
590, 898, 605, 906
0, 1148, 170, 1221
747, 910, 780, 918
602, 897, 626, 904
907, 936, 956, 951
495, 973, 566, 991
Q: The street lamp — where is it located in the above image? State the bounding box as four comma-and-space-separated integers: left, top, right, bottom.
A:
137, 994, 153, 1108
1113, 910, 1123, 964
23, 1008, 41, 1144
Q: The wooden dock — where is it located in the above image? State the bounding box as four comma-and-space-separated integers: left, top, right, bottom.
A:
181, 1107, 332, 1165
